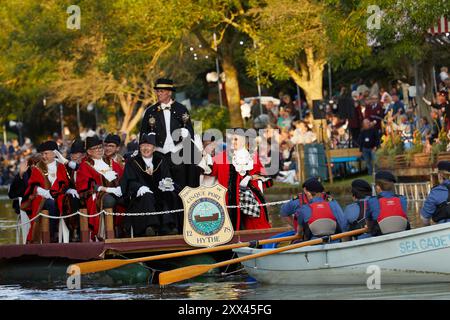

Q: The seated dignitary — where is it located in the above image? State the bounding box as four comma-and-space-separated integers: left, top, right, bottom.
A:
421, 161, 450, 225
296, 177, 348, 241
365, 170, 410, 236
75, 136, 123, 240
53, 139, 86, 241
104, 133, 125, 170
344, 179, 373, 239
20, 141, 70, 243
120, 133, 178, 236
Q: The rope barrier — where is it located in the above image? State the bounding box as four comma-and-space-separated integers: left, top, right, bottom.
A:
0, 199, 291, 229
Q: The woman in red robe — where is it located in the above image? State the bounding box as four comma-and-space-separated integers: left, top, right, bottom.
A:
21, 141, 70, 243
205, 129, 272, 231
75, 136, 123, 240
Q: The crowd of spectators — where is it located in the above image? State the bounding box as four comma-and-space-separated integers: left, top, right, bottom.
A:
240, 65, 450, 184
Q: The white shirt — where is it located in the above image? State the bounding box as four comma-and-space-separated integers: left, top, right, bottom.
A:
240, 103, 251, 119
157, 100, 183, 154
143, 156, 153, 171
47, 161, 57, 186
93, 158, 117, 182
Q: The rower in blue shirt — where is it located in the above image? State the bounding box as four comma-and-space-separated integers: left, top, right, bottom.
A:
421, 161, 450, 226
344, 179, 373, 239
296, 177, 348, 241
366, 171, 410, 236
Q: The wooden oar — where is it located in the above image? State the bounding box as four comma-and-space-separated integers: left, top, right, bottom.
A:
69, 233, 300, 275
159, 227, 368, 285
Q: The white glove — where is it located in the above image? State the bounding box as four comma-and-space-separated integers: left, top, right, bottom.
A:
53, 150, 69, 165
158, 178, 175, 192
239, 175, 252, 189
36, 186, 53, 200
68, 161, 78, 170
136, 186, 152, 197
105, 187, 122, 197
180, 128, 189, 139
197, 154, 212, 175
66, 188, 80, 199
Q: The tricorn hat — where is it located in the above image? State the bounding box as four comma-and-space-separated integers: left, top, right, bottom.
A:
85, 135, 103, 150
154, 78, 176, 92
104, 134, 121, 146
37, 140, 58, 153
70, 139, 85, 154
139, 133, 156, 146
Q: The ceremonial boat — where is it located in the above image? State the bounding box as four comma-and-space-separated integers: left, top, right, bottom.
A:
234, 223, 450, 285
0, 226, 290, 285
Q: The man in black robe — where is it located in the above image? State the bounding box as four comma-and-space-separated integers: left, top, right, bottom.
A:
120, 132, 178, 236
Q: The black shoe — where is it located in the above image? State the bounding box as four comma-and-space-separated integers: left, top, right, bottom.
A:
144, 226, 157, 237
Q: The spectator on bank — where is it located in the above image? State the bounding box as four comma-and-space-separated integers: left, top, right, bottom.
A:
358, 119, 379, 175
419, 117, 431, 143
277, 107, 293, 130
291, 121, 317, 145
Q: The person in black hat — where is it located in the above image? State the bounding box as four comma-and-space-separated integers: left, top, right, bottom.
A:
104, 133, 125, 169
20, 141, 70, 243
139, 78, 201, 232
75, 135, 123, 240
119, 133, 178, 236
365, 170, 410, 237
296, 177, 348, 240
50, 139, 86, 241
425, 89, 450, 131
343, 179, 373, 238
420, 161, 450, 226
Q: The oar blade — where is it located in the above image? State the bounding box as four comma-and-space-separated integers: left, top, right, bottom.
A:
70, 259, 129, 275
159, 264, 213, 285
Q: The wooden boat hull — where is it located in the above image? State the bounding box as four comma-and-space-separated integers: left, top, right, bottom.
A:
0, 227, 290, 285
234, 224, 450, 285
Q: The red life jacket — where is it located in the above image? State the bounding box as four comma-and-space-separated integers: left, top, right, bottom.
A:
305, 200, 337, 238
377, 197, 407, 222
376, 196, 408, 234
294, 192, 328, 230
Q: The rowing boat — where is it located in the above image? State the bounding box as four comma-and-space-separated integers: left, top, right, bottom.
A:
233, 223, 450, 285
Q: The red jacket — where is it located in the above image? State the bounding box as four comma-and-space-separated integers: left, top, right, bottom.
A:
75, 157, 122, 238
210, 150, 271, 230
21, 161, 70, 241
364, 103, 383, 130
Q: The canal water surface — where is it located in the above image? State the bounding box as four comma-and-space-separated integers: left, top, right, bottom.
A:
1, 193, 450, 300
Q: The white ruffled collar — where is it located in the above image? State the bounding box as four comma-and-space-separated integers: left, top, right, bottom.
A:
232, 148, 253, 176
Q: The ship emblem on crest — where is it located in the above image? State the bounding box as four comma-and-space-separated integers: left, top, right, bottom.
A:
179, 184, 234, 247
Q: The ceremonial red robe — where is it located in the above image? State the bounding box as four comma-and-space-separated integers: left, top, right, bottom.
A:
21, 161, 70, 241
210, 151, 272, 231
75, 157, 123, 238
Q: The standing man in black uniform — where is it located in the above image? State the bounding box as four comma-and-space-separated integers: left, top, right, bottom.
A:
140, 78, 201, 232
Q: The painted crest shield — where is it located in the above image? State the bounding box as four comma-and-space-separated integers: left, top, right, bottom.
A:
179, 184, 234, 247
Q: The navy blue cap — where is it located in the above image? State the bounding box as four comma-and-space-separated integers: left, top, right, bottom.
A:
302, 177, 324, 193
437, 161, 450, 172
139, 133, 156, 146
104, 134, 121, 146
375, 170, 397, 183
38, 140, 58, 152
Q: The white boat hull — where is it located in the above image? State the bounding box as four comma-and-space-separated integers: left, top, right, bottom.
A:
233, 223, 450, 285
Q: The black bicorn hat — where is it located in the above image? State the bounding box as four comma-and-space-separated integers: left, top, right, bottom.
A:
104, 134, 121, 146
85, 135, 103, 150
139, 133, 156, 146
154, 78, 176, 92
437, 161, 450, 172
351, 179, 372, 197
70, 139, 85, 154
37, 140, 58, 153
302, 177, 325, 193
375, 170, 397, 183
